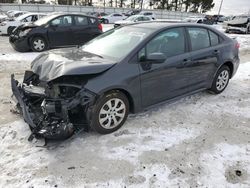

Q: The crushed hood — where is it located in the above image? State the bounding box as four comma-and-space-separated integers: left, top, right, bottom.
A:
17, 22, 38, 31
227, 18, 249, 26
31, 48, 116, 82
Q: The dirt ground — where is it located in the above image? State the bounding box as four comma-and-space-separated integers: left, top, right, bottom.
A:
0, 33, 250, 187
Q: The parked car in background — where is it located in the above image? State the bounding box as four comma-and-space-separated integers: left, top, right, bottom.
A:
0, 10, 29, 24
114, 15, 152, 28
11, 22, 240, 140
183, 16, 206, 24
139, 11, 156, 20
100, 13, 127, 24
0, 12, 46, 35
123, 9, 141, 17
213, 15, 226, 22
87, 12, 108, 18
0, 12, 8, 23
225, 17, 250, 34
7, 10, 29, 18
9, 13, 103, 52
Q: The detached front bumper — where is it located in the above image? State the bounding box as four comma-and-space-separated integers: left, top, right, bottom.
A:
226, 26, 247, 34
11, 74, 96, 141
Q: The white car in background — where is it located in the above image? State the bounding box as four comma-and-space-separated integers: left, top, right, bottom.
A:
0, 12, 46, 35
101, 13, 127, 24
114, 15, 152, 28
7, 10, 29, 18
139, 11, 156, 20
183, 16, 207, 24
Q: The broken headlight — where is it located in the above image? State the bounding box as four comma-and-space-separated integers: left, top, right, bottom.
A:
19, 28, 32, 37
46, 84, 81, 99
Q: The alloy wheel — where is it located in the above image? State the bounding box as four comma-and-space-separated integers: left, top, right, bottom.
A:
216, 70, 229, 91
99, 98, 126, 129
33, 39, 45, 51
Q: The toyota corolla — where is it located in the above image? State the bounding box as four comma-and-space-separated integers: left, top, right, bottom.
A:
11, 22, 240, 141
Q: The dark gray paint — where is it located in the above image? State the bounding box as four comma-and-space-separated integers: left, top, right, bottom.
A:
30, 22, 240, 113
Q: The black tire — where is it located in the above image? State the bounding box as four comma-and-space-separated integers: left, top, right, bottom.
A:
88, 91, 129, 134
7, 26, 16, 35
104, 19, 109, 24
30, 36, 48, 52
209, 65, 230, 94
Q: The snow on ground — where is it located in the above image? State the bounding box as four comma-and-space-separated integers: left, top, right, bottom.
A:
0, 25, 250, 187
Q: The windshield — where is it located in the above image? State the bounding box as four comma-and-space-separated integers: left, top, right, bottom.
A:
125, 15, 140, 21
16, 13, 30, 21
82, 26, 153, 60
34, 14, 59, 26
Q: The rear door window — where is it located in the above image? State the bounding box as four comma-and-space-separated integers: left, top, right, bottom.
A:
187, 27, 210, 51
89, 18, 96, 24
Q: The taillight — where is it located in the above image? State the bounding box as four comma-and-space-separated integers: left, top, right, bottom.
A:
98, 23, 103, 32
235, 42, 240, 49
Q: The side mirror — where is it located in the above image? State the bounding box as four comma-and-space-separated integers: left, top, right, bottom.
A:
147, 52, 166, 63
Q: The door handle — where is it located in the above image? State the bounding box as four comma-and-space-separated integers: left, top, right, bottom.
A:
182, 59, 192, 66
213, 50, 220, 55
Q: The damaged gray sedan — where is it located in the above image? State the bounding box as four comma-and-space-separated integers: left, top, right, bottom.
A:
11, 22, 240, 140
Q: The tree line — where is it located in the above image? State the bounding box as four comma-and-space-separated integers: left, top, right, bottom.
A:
0, 0, 215, 13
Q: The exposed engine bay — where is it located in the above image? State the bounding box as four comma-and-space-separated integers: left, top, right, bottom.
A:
11, 71, 97, 141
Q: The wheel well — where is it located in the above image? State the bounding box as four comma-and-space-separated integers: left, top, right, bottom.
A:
104, 89, 135, 113
223, 61, 234, 78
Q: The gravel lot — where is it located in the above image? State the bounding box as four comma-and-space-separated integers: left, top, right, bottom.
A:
0, 25, 250, 187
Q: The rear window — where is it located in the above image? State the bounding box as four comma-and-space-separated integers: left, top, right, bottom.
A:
209, 30, 219, 46
89, 18, 97, 24
187, 27, 210, 51
74, 16, 88, 26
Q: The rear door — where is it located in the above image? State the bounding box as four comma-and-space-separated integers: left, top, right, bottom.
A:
71, 15, 99, 45
185, 27, 220, 91
47, 15, 73, 47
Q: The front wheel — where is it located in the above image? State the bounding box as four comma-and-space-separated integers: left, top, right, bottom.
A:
30, 37, 48, 52
209, 65, 230, 94
88, 91, 129, 134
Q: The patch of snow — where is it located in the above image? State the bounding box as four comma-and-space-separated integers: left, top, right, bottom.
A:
199, 143, 250, 188
101, 127, 202, 164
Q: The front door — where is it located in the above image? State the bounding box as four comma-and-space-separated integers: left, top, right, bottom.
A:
139, 27, 192, 107
47, 15, 73, 47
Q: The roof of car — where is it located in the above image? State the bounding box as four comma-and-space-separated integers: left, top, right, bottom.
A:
47, 12, 97, 19
127, 21, 220, 32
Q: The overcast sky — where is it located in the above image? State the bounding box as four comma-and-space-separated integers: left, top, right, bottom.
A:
209, 0, 250, 15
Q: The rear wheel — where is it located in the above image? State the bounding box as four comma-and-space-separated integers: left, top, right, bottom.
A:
104, 19, 109, 24
209, 65, 230, 94
31, 37, 47, 52
88, 91, 129, 134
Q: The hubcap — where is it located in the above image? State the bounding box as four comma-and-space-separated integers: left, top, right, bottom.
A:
216, 70, 229, 91
99, 98, 126, 129
33, 39, 45, 51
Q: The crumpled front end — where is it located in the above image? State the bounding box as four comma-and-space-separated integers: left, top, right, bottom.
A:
11, 71, 97, 141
